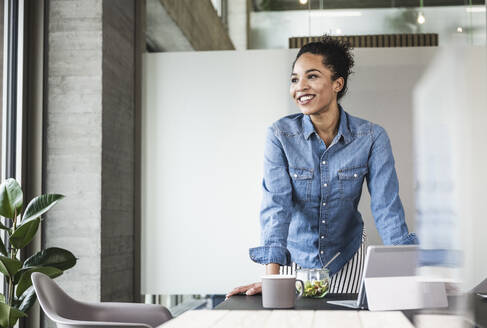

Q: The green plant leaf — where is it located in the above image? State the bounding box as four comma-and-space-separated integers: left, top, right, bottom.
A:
16, 286, 37, 313
23, 247, 76, 271
16, 266, 63, 298
13, 268, 29, 285
0, 303, 27, 327
0, 178, 23, 219
9, 218, 40, 249
21, 194, 64, 225
0, 256, 22, 279
0, 237, 7, 256
0, 220, 10, 231
14, 248, 76, 284
10, 297, 20, 309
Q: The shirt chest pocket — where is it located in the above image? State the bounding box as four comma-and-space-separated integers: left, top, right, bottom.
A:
288, 167, 313, 204
338, 166, 368, 201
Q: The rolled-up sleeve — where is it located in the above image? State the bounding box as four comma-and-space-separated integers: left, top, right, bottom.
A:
249, 126, 293, 266
366, 126, 419, 245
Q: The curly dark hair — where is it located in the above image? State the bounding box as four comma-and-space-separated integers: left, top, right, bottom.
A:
293, 35, 355, 101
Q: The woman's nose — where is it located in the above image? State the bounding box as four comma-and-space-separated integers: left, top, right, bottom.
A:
296, 79, 309, 91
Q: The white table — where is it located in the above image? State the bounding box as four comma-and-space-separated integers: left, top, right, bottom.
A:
157, 310, 416, 328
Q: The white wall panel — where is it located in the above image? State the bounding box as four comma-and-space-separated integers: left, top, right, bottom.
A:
142, 48, 436, 294
142, 50, 295, 294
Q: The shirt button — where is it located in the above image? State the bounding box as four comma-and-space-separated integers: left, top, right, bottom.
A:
321, 235, 325, 239
322, 220, 325, 224
293, 174, 298, 178
320, 251, 324, 254
322, 161, 326, 165
323, 183, 328, 187
322, 202, 326, 206
353, 173, 358, 178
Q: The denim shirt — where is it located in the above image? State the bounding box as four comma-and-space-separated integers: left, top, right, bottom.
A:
249, 107, 418, 276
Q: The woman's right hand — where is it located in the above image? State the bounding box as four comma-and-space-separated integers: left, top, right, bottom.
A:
225, 264, 279, 300
225, 282, 262, 300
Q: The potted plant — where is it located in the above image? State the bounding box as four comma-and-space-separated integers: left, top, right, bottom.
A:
0, 178, 76, 327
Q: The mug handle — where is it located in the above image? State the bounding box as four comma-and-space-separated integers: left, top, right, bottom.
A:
295, 279, 305, 296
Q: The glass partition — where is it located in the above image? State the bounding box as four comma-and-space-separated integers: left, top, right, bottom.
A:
250, 2, 486, 48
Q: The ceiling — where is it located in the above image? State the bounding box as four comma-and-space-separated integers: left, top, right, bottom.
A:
252, 0, 485, 11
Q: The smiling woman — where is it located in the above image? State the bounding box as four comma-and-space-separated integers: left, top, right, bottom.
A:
289, 38, 354, 146
226, 35, 418, 299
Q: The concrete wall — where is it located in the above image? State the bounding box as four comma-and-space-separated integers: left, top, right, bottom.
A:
45, 0, 104, 302
44, 0, 136, 307
146, 0, 236, 52
159, 0, 234, 50
101, 0, 135, 302
146, 0, 193, 52
228, 0, 248, 50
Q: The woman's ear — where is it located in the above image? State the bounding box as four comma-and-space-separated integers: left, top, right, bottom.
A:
334, 77, 344, 93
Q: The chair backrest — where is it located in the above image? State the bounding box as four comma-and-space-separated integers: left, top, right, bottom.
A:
31, 272, 85, 322
31, 272, 171, 328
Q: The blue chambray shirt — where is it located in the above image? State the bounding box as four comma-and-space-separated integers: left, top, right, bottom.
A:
249, 106, 418, 276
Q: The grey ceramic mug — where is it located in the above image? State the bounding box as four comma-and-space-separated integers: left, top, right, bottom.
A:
261, 275, 305, 308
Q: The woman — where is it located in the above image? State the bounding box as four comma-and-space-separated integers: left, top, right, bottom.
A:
226, 36, 417, 298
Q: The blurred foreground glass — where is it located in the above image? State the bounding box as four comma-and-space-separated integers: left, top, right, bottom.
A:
413, 46, 487, 326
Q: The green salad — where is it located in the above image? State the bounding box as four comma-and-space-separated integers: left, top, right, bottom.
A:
299, 279, 329, 298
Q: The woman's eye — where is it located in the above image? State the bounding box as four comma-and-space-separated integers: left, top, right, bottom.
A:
291, 78, 298, 83
308, 74, 318, 79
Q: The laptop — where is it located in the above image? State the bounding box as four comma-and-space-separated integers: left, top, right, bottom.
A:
327, 245, 419, 309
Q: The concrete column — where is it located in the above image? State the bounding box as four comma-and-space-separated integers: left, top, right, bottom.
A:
100, 0, 136, 302
146, 0, 193, 52
159, 0, 234, 50
44, 0, 136, 307
228, 0, 249, 50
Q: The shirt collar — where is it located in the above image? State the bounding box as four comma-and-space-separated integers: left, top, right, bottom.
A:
302, 114, 316, 140
302, 105, 352, 144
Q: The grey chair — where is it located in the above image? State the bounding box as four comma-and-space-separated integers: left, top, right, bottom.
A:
31, 272, 172, 328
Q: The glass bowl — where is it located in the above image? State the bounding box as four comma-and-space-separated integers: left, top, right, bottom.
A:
296, 268, 330, 298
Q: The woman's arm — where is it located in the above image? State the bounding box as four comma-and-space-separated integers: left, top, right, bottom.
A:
249, 126, 294, 265
266, 263, 280, 274
366, 126, 418, 245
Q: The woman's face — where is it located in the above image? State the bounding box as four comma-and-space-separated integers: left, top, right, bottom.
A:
290, 53, 343, 116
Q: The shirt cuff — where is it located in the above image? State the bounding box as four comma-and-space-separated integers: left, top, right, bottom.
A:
393, 232, 419, 245
249, 245, 291, 266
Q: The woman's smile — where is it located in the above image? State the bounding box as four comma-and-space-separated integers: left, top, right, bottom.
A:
297, 94, 316, 105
